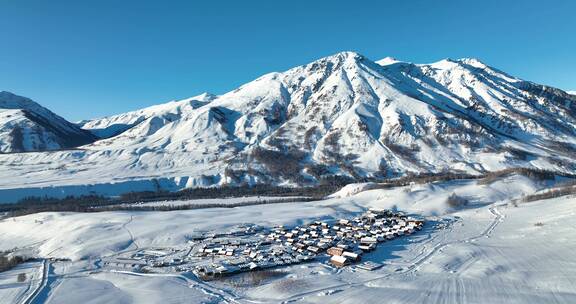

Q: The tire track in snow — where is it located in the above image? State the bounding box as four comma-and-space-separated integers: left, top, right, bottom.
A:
110, 270, 241, 304
122, 215, 139, 251
20, 259, 48, 304
400, 205, 503, 274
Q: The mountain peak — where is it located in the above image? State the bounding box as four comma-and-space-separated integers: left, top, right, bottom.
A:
0, 91, 43, 111
314, 51, 365, 65
0, 90, 20, 97
190, 92, 217, 102
331, 50, 362, 58
0, 90, 31, 103
0, 90, 16, 96
456, 57, 489, 69
429, 57, 493, 72
0, 92, 96, 152
376, 56, 400, 66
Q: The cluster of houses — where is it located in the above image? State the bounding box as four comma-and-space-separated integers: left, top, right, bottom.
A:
102, 209, 423, 279
190, 208, 423, 280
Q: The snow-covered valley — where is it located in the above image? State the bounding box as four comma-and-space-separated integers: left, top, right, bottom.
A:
0, 174, 575, 303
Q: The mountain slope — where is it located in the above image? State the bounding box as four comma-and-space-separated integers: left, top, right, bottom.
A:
78, 92, 216, 139
0, 91, 97, 153
0, 52, 574, 201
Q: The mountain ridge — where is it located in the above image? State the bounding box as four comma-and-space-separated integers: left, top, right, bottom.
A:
0, 91, 97, 153
0, 51, 574, 201
77, 92, 217, 139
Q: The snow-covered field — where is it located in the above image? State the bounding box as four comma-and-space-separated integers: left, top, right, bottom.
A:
0, 175, 575, 303
0, 260, 44, 304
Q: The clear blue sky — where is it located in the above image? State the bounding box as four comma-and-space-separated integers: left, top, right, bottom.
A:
1, 0, 575, 121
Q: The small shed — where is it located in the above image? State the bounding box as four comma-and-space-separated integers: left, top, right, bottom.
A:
342, 251, 360, 261
327, 247, 344, 256
307, 246, 320, 254
330, 255, 349, 267
361, 237, 378, 244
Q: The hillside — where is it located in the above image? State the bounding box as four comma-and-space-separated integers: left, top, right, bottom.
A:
0, 92, 96, 153
77, 92, 217, 139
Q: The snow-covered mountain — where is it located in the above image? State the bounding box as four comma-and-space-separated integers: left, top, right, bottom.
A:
77, 92, 217, 139
0, 52, 575, 201
0, 91, 96, 153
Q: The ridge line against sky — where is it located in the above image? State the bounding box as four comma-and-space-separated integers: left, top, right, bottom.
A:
1, 0, 575, 121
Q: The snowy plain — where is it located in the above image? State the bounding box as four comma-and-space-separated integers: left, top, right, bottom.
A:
0, 174, 574, 303
0, 260, 44, 304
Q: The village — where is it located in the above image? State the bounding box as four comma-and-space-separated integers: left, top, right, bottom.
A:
102, 208, 424, 280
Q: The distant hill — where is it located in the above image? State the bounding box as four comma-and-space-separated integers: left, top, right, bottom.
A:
0, 91, 96, 153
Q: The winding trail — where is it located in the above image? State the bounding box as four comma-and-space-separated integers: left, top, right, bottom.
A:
110, 270, 241, 304
399, 206, 503, 274
122, 215, 139, 251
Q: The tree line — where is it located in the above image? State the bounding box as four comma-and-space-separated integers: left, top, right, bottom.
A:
1, 184, 342, 217
0, 252, 29, 273
1, 167, 573, 218
521, 183, 576, 203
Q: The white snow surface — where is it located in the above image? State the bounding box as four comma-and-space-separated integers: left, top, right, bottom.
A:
1, 52, 575, 201
0, 175, 575, 303
77, 92, 217, 139
329, 182, 379, 198
0, 260, 44, 304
